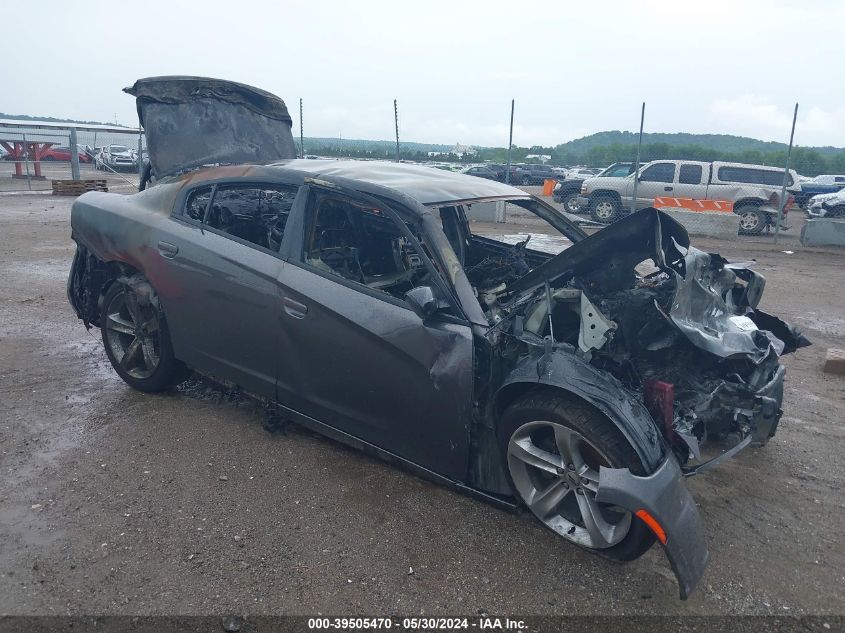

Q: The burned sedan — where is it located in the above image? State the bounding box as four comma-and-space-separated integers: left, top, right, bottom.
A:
68, 77, 808, 599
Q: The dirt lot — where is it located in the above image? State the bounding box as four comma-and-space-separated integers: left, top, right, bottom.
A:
1, 193, 843, 616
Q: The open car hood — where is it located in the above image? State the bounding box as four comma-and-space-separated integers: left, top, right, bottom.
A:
124, 76, 297, 178
507, 207, 690, 297
505, 208, 809, 362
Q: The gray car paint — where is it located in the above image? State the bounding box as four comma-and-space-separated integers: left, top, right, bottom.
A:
69, 159, 809, 601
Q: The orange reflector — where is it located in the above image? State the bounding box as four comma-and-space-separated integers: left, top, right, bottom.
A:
636, 509, 668, 545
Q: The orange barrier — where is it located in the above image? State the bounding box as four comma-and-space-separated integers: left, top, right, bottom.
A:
542, 178, 556, 196
653, 197, 734, 213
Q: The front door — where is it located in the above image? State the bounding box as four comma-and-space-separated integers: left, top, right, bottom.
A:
635, 162, 678, 208
274, 185, 474, 481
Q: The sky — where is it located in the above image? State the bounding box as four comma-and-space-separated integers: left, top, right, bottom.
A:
2, 0, 844, 148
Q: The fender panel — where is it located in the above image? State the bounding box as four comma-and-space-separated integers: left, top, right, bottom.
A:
497, 349, 665, 472
597, 456, 709, 599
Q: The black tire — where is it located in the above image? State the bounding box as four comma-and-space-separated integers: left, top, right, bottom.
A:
100, 278, 189, 393
561, 192, 582, 214
826, 205, 845, 218
589, 195, 622, 224
736, 206, 766, 235
499, 390, 655, 562
522, 175, 532, 186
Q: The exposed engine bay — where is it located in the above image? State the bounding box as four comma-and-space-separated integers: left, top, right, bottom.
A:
462, 208, 809, 467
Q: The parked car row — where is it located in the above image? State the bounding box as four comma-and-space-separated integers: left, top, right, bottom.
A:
793, 174, 845, 208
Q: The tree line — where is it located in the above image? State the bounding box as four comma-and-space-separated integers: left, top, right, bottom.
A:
297, 141, 845, 176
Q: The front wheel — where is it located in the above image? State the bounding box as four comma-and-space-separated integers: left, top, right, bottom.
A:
736, 206, 766, 235
100, 276, 189, 392
561, 192, 582, 214
522, 175, 532, 186
500, 391, 655, 561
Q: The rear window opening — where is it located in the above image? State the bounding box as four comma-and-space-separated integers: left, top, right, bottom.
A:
717, 166, 793, 187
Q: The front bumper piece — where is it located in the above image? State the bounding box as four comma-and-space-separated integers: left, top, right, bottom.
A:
597, 456, 708, 599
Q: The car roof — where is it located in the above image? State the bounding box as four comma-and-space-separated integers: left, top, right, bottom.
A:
267, 159, 529, 206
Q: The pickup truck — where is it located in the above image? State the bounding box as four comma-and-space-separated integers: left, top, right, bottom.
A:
578, 160, 799, 234
554, 162, 643, 213
793, 174, 845, 208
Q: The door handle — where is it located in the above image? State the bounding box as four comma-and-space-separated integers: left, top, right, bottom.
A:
157, 241, 179, 258
664, 186, 673, 191
282, 296, 308, 319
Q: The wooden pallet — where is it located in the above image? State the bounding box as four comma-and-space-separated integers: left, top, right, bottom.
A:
51, 179, 108, 196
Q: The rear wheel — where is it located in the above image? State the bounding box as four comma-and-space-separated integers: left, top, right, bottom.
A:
736, 206, 766, 235
590, 195, 621, 223
100, 276, 189, 392
500, 391, 655, 561
522, 175, 532, 186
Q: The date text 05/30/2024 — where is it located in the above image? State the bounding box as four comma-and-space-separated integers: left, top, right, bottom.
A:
307, 617, 527, 631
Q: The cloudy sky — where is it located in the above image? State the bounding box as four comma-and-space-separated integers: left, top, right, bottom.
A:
2, 0, 843, 147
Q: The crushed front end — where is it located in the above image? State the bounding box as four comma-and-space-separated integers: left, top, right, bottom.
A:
469, 208, 809, 597
483, 208, 809, 471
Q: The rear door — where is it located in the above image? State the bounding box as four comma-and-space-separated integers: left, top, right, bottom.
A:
151, 180, 301, 399
676, 162, 708, 200
274, 183, 474, 480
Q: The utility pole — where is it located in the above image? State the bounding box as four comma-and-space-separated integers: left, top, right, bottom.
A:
774, 103, 798, 244
631, 102, 645, 215
299, 98, 304, 159
505, 99, 515, 185
394, 99, 400, 162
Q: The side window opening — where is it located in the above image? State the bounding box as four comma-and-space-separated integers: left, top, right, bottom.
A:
185, 186, 213, 221
640, 163, 675, 183
205, 185, 298, 252
302, 195, 437, 302
442, 203, 569, 294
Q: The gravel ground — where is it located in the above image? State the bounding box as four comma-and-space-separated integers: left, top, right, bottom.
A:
0, 193, 843, 616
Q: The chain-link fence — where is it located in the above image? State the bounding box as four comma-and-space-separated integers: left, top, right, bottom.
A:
3, 99, 840, 250
0, 124, 145, 193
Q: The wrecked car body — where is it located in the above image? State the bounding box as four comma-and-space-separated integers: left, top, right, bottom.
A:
67, 77, 809, 600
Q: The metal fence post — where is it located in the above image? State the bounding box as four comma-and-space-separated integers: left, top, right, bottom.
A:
137, 132, 144, 180
22, 133, 32, 191
299, 98, 304, 159
631, 102, 645, 215
774, 103, 798, 245
69, 128, 80, 180
505, 99, 514, 185
394, 99, 400, 162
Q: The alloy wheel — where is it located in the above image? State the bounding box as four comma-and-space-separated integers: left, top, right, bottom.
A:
594, 201, 615, 220
507, 420, 631, 549
103, 286, 162, 379
739, 210, 760, 231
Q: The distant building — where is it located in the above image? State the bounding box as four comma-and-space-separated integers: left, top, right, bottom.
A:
429, 143, 477, 158
526, 154, 552, 163
451, 143, 477, 157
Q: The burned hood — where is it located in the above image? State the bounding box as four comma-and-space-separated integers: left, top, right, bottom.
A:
124, 76, 296, 178
502, 208, 809, 363
507, 207, 690, 296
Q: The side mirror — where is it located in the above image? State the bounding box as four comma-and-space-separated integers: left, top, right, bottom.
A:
405, 286, 438, 320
